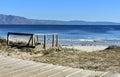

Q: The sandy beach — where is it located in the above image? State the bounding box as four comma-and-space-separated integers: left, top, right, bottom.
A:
62, 45, 108, 52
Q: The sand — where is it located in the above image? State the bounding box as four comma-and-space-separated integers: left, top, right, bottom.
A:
62, 45, 108, 52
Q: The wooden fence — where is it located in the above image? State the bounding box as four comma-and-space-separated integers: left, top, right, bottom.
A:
7, 32, 59, 49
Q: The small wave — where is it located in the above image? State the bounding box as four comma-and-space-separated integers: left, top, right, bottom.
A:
59, 39, 102, 42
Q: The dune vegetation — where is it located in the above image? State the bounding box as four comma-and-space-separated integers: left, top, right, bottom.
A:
0, 38, 120, 73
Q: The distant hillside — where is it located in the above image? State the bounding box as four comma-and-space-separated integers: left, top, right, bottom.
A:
0, 14, 120, 25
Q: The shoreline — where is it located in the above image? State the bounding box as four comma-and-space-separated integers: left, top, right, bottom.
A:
59, 39, 120, 46
62, 45, 108, 52
1, 35, 120, 46
0, 36, 118, 47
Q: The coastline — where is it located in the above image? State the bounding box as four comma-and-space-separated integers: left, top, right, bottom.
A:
1, 35, 120, 52
62, 45, 108, 52
0, 36, 115, 52
59, 39, 120, 46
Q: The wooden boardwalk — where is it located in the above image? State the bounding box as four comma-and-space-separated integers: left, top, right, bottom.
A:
0, 55, 119, 77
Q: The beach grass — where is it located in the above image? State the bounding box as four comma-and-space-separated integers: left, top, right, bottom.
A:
32, 46, 120, 73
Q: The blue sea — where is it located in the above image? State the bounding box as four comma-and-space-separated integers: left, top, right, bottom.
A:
1, 25, 120, 46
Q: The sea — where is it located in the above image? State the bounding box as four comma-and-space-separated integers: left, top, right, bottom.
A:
0, 25, 120, 46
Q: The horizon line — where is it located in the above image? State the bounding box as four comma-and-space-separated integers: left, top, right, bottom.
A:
1, 14, 120, 23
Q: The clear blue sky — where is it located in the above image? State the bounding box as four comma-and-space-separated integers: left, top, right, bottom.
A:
0, 0, 120, 22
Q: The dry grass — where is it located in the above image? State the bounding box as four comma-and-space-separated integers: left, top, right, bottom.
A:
32, 47, 120, 73
0, 38, 120, 73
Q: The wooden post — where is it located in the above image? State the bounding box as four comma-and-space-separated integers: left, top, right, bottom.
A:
43, 34, 47, 49
32, 34, 35, 47
37, 35, 39, 42
28, 36, 32, 46
52, 34, 54, 48
34, 36, 36, 45
7, 33, 10, 45
55, 34, 58, 47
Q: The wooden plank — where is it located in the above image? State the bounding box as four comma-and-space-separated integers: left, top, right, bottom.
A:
8, 32, 33, 36
32, 34, 35, 47
0, 56, 119, 77
52, 34, 55, 48
36, 35, 39, 42
8, 32, 58, 36
55, 34, 58, 47
27, 36, 32, 46
67, 70, 101, 77
7, 33, 9, 45
43, 34, 47, 49
30, 66, 65, 77
50, 68, 80, 77
34, 36, 36, 45
15, 65, 56, 77
34, 34, 57, 36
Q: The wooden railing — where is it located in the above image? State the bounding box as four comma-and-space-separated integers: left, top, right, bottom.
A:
7, 32, 59, 49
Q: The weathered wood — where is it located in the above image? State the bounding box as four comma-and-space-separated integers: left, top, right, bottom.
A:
8, 32, 58, 37
36, 35, 39, 42
32, 34, 35, 47
7, 32, 59, 49
34, 37, 36, 45
52, 34, 55, 48
7, 33, 9, 45
27, 36, 32, 46
56, 34, 58, 47
34, 34, 57, 36
43, 34, 47, 49
8, 32, 33, 36
1, 56, 116, 77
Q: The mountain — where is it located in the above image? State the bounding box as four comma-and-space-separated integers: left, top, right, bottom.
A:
0, 14, 120, 25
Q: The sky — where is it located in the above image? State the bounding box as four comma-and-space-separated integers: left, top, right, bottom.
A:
0, 0, 120, 22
